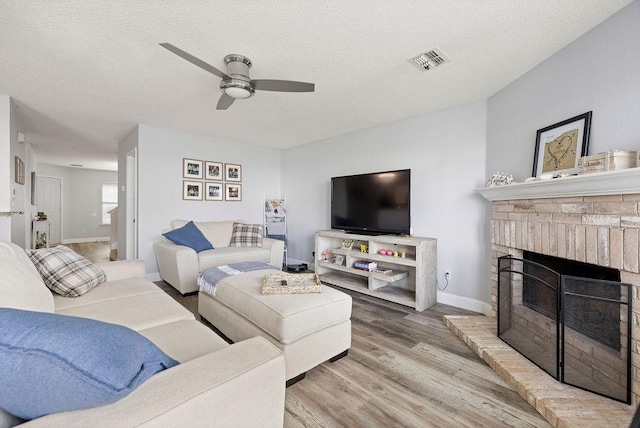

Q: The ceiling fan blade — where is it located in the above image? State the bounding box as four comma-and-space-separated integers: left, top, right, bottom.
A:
216, 93, 235, 110
160, 43, 230, 80
252, 79, 315, 93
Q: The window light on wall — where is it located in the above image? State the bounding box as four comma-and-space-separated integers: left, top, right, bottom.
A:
101, 183, 118, 225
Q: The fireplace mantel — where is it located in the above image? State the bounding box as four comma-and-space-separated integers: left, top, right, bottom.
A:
475, 168, 640, 201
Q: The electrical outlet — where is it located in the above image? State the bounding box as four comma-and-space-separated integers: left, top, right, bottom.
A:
445, 271, 451, 281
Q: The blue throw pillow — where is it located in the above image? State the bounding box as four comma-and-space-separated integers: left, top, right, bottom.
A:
162, 221, 213, 253
0, 309, 179, 420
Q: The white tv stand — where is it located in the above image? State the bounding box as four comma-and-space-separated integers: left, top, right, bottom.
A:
314, 230, 437, 311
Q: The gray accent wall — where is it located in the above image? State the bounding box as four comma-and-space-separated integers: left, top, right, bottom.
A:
36, 163, 117, 242
487, 0, 640, 181
282, 100, 489, 303
483, 0, 640, 305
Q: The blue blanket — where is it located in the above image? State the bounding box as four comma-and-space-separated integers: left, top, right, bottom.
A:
198, 261, 277, 296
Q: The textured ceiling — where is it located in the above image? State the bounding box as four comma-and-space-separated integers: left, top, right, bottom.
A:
0, 1, 633, 171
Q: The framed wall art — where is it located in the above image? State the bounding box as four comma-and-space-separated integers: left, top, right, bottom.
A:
205, 161, 222, 180
224, 163, 242, 182
532, 111, 592, 178
14, 156, 25, 185
225, 183, 242, 201
183, 158, 203, 179
183, 180, 203, 200
205, 181, 223, 201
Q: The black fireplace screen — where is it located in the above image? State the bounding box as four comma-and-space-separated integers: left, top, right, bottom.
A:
498, 255, 631, 403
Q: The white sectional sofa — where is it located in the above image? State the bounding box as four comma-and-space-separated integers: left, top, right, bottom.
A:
0, 240, 286, 427
154, 220, 285, 295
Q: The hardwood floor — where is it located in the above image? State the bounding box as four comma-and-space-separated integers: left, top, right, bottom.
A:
156, 280, 549, 427
64, 241, 111, 263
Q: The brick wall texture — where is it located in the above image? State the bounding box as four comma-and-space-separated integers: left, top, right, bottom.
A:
490, 193, 640, 404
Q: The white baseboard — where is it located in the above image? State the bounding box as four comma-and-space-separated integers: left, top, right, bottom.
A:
437, 291, 492, 316
62, 237, 110, 244
146, 272, 161, 282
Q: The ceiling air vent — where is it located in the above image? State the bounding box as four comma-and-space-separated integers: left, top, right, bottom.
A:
408, 48, 451, 71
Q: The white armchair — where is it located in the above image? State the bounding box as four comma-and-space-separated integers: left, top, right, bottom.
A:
154, 220, 284, 295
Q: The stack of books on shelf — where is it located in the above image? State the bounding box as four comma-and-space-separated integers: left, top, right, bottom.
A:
353, 260, 377, 271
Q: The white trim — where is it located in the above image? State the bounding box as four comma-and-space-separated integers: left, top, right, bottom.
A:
146, 272, 161, 282
61, 237, 110, 244
437, 291, 492, 316
475, 167, 640, 201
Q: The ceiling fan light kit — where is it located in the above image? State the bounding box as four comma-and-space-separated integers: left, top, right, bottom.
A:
160, 43, 314, 110
221, 55, 254, 99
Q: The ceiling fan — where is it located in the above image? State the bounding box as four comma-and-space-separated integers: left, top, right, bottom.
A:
160, 43, 315, 110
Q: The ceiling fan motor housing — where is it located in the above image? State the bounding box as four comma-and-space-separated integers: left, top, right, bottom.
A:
220, 54, 254, 98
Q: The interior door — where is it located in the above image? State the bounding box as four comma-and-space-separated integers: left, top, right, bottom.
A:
36, 176, 62, 245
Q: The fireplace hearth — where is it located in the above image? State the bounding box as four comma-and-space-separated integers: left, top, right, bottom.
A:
468, 170, 640, 424
498, 254, 631, 403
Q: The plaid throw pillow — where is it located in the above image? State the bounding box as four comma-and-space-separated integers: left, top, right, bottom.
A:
228, 223, 263, 247
26, 246, 106, 297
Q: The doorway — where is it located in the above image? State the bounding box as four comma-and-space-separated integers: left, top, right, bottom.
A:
126, 148, 138, 259
36, 176, 62, 245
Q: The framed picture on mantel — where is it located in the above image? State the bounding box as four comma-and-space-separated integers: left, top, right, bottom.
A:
532, 111, 592, 178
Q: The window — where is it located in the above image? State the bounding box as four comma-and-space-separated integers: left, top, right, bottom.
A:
102, 183, 118, 225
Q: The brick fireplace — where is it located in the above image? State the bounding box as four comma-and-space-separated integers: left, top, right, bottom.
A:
445, 169, 640, 426
488, 190, 640, 405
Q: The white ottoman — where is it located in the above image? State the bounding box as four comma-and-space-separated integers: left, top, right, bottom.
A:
198, 269, 352, 384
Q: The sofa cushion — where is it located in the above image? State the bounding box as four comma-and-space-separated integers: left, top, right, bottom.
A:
138, 320, 229, 363
0, 308, 178, 420
0, 242, 54, 313
172, 219, 242, 248
56, 292, 195, 331
26, 246, 107, 297
163, 221, 213, 253
198, 246, 272, 272
54, 277, 164, 311
229, 222, 263, 247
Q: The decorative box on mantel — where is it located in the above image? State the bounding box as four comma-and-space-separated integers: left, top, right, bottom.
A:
577, 150, 638, 174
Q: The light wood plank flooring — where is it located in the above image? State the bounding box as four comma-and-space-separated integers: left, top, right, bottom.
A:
156, 281, 550, 427
64, 242, 111, 263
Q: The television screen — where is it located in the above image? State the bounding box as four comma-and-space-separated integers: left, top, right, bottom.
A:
331, 169, 410, 235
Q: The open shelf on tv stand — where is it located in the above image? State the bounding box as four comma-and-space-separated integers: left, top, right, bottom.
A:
314, 230, 437, 311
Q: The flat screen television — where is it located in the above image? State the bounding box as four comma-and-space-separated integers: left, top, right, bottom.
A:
331, 169, 410, 236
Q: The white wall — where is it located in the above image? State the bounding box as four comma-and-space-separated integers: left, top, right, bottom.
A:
8, 99, 24, 247
36, 163, 117, 242
0, 96, 35, 246
282, 100, 489, 303
487, 0, 640, 180
0, 95, 11, 240
117, 126, 138, 260
135, 124, 281, 275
